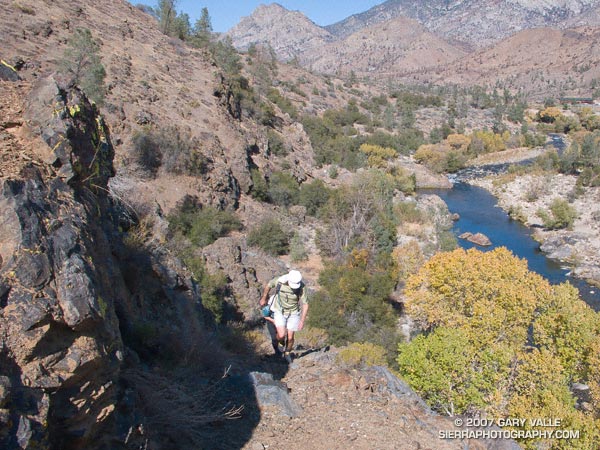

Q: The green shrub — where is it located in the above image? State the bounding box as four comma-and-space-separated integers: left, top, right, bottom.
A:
168, 196, 242, 247
267, 129, 288, 156
198, 269, 229, 324
296, 326, 329, 348
323, 101, 369, 126
266, 87, 298, 120
173, 245, 230, 324
508, 205, 527, 223
302, 114, 365, 169
438, 230, 458, 252
268, 171, 299, 207
290, 83, 308, 98
289, 232, 308, 262
247, 219, 290, 255
578, 167, 600, 187
308, 255, 399, 354
250, 169, 269, 202
131, 127, 209, 177
159, 128, 208, 175
210, 37, 242, 76
132, 129, 162, 177
299, 179, 331, 216
388, 166, 416, 194
337, 342, 387, 367
537, 198, 578, 230
395, 201, 425, 224
317, 171, 397, 259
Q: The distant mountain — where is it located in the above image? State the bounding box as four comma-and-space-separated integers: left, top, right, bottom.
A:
306, 16, 467, 77
425, 26, 600, 97
226, 1, 600, 96
225, 3, 334, 62
326, 0, 600, 49
226, 3, 466, 75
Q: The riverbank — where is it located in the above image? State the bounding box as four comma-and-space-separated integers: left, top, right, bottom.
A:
469, 172, 600, 285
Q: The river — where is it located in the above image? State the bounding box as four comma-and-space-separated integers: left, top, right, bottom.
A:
421, 135, 600, 310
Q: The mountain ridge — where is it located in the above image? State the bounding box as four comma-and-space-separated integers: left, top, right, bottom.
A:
227, 1, 600, 97
325, 0, 600, 47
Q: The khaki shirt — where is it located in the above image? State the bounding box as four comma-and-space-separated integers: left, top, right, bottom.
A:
268, 276, 308, 314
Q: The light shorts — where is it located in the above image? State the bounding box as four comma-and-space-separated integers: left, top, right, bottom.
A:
273, 310, 301, 331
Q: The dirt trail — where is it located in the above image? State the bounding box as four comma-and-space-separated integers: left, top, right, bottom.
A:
237, 345, 513, 450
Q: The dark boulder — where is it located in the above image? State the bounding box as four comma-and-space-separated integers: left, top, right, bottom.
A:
0, 61, 20, 82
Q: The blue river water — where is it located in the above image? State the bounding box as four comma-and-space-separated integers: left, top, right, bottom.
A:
424, 183, 600, 310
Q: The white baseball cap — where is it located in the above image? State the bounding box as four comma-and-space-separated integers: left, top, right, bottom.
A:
287, 270, 302, 289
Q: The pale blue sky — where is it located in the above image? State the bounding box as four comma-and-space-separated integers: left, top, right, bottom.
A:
132, 1, 384, 32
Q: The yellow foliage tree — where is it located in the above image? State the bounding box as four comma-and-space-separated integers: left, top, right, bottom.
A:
538, 106, 564, 123
470, 130, 507, 154
338, 342, 387, 367
359, 143, 398, 168
392, 240, 425, 282
405, 247, 546, 347
400, 246, 600, 447
414, 143, 460, 173
446, 133, 471, 152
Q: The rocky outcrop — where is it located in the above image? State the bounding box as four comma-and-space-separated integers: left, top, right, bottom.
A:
0, 61, 20, 82
225, 3, 335, 63
460, 232, 492, 246
0, 77, 124, 449
0, 77, 211, 450
201, 236, 290, 320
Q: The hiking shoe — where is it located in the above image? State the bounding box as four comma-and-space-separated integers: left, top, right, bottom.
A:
283, 352, 293, 364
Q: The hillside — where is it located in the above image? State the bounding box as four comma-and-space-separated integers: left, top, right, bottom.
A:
326, 0, 600, 48
2, 0, 600, 449
397, 26, 600, 98
226, 1, 600, 97
306, 15, 467, 77
226, 3, 335, 62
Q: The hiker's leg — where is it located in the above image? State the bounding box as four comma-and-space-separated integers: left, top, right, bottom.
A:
285, 330, 295, 353
272, 311, 288, 353
273, 312, 287, 340
284, 313, 300, 354
266, 321, 280, 353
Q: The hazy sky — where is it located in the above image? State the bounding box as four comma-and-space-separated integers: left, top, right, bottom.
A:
133, 1, 384, 32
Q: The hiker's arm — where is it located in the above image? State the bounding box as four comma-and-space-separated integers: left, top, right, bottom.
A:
298, 302, 309, 331
259, 284, 271, 307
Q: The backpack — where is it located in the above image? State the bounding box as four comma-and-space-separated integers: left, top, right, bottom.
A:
268, 281, 304, 314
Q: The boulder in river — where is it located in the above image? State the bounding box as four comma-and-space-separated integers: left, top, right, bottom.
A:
459, 232, 492, 246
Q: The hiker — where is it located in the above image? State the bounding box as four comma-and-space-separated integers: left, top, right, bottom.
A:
259, 269, 308, 362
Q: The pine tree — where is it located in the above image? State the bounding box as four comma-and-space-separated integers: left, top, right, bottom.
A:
157, 0, 177, 35
191, 7, 212, 47
59, 28, 106, 104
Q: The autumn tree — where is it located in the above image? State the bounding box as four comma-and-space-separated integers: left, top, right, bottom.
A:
359, 143, 398, 168
398, 247, 600, 448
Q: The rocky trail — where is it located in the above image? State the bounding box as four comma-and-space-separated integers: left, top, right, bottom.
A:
210, 336, 520, 450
